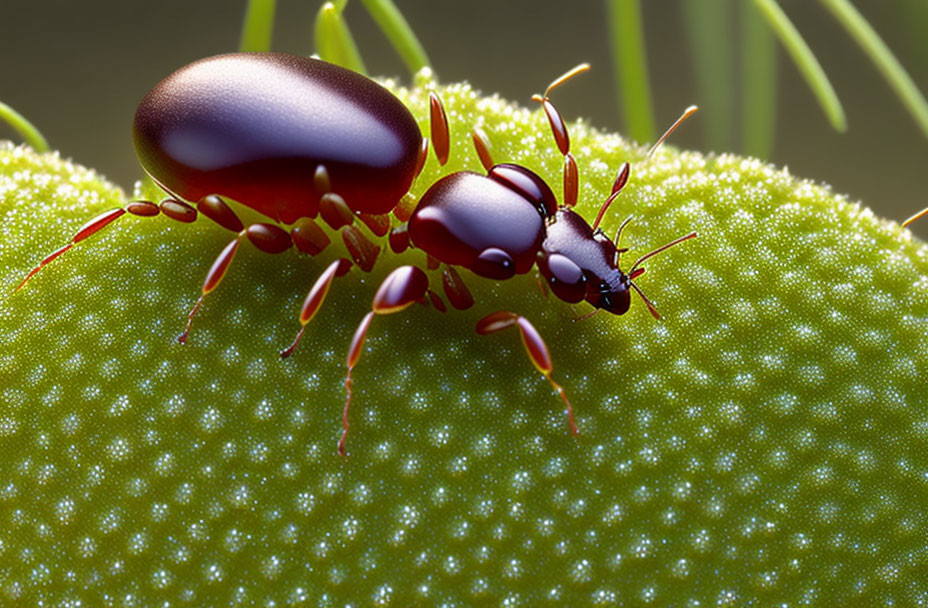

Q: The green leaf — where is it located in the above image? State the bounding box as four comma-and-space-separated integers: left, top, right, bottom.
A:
821, 0, 928, 141
314, 0, 366, 75
0, 100, 49, 153
2, 74, 928, 604
239, 0, 277, 52
681, 0, 735, 152
753, 0, 847, 132
360, 0, 430, 76
606, 0, 655, 143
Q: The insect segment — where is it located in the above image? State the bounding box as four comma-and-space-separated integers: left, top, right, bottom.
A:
14, 52, 451, 345
284, 65, 698, 455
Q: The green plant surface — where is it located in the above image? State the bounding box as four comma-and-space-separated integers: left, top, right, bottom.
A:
2, 72, 928, 606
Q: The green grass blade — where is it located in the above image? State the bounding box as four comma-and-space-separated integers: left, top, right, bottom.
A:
605, 0, 655, 143
315, 0, 367, 75
741, 0, 777, 158
239, 0, 276, 52
360, 0, 430, 75
753, 0, 846, 132
0, 101, 49, 153
681, 0, 734, 151
820, 0, 928, 140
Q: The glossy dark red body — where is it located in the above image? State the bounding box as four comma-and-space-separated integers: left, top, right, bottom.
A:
133, 52, 422, 224
18, 55, 695, 454
408, 169, 548, 279
410, 165, 633, 315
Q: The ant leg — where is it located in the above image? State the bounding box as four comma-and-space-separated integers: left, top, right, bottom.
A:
16, 207, 128, 292
280, 258, 353, 358
178, 222, 293, 344
388, 224, 411, 254
414, 137, 430, 180
342, 225, 381, 273
532, 63, 590, 209
310, 162, 381, 272
472, 126, 495, 172
291, 217, 331, 256
14, 192, 245, 292
319, 193, 355, 230
341, 265, 429, 456
14, 198, 174, 292
592, 162, 630, 231
357, 212, 391, 238
441, 265, 474, 310
312, 166, 357, 233
390, 142, 427, 223
429, 92, 450, 166
475, 311, 579, 436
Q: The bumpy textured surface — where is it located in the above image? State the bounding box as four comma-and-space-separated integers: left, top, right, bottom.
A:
1, 72, 928, 606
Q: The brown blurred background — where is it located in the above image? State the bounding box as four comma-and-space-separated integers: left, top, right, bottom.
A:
1, 1, 927, 237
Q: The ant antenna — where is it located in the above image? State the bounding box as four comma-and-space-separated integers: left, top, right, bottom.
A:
623, 231, 697, 319
628, 280, 661, 319
532, 63, 591, 103
572, 308, 600, 323
612, 216, 633, 264
902, 207, 928, 228
647, 105, 698, 160
592, 106, 696, 232
628, 232, 698, 276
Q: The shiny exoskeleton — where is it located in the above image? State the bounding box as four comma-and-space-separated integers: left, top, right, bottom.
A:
16, 55, 696, 456
408, 64, 696, 322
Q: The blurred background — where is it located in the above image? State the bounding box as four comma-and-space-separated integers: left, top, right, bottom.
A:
1, 1, 927, 237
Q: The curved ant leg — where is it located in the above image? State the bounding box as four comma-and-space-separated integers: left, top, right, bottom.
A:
15, 193, 261, 293
178, 222, 293, 345
341, 265, 430, 456
279, 258, 353, 358
13, 197, 200, 292
387, 94, 443, 226
476, 311, 579, 436
472, 126, 495, 172
531, 63, 590, 209
441, 265, 474, 310
311, 163, 381, 273
592, 163, 630, 231
429, 92, 450, 166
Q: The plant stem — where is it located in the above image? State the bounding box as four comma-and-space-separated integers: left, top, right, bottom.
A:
753, 0, 846, 132
605, 0, 655, 144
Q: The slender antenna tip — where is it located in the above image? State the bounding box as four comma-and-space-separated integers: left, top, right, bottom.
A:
902, 207, 928, 227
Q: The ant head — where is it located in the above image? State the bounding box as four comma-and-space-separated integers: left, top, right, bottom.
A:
595, 278, 631, 316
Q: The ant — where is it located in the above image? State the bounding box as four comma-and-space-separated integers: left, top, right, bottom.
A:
16, 54, 696, 455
